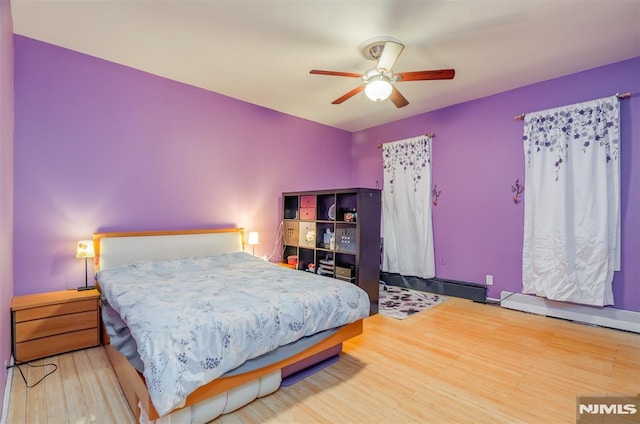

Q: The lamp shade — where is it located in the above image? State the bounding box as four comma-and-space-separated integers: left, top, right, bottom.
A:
365, 78, 393, 102
248, 232, 260, 245
76, 240, 95, 259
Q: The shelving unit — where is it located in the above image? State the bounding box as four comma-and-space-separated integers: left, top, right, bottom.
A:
281, 188, 381, 314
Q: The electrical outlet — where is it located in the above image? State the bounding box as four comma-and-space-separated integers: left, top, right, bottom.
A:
486, 274, 494, 286
439, 257, 446, 265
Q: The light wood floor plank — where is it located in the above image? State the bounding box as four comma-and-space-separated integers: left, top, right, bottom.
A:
5, 298, 639, 423
86, 347, 135, 423
6, 362, 26, 423
74, 348, 112, 418
58, 350, 93, 423
43, 356, 67, 424
24, 359, 47, 423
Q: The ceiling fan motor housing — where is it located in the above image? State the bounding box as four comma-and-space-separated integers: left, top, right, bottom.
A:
359, 36, 403, 60
362, 68, 394, 83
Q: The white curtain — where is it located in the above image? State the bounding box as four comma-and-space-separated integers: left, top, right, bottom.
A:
522, 95, 620, 306
382, 135, 435, 279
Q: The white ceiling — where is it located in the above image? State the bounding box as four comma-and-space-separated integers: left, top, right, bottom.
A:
11, 0, 640, 132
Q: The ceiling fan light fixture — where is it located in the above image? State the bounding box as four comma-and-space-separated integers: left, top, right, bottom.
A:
365, 77, 392, 102
311, 37, 454, 108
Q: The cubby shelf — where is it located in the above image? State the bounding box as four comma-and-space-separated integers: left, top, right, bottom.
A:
281, 188, 381, 315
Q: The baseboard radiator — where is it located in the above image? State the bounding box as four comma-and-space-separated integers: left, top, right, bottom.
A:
380, 273, 487, 303
500, 292, 640, 333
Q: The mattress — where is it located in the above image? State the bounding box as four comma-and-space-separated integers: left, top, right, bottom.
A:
103, 300, 340, 376
97, 252, 369, 416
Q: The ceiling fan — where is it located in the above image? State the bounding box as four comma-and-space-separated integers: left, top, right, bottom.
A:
310, 36, 455, 108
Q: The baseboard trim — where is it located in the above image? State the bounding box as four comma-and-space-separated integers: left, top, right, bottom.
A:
500, 292, 640, 333
1, 356, 14, 424
486, 296, 501, 305
380, 273, 487, 303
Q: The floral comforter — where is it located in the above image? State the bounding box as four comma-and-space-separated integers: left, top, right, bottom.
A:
96, 252, 370, 416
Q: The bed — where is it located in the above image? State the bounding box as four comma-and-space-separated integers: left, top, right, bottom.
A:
93, 228, 369, 423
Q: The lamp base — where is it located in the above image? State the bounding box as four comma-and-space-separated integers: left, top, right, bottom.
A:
77, 285, 96, 291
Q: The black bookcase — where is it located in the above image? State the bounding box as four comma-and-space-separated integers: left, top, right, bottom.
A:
281, 188, 381, 315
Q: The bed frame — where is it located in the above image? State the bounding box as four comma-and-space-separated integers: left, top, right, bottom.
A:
93, 228, 364, 422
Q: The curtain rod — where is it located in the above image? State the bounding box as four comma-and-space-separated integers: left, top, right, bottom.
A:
377, 133, 435, 148
514, 92, 631, 121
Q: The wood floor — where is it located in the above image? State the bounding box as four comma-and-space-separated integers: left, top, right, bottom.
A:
6, 297, 640, 423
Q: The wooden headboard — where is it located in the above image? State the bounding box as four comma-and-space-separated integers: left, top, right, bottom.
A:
93, 228, 245, 272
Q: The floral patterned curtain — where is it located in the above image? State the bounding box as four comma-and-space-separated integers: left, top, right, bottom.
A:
522, 95, 620, 306
382, 135, 435, 279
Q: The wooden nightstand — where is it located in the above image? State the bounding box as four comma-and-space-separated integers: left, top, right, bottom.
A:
11, 289, 100, 362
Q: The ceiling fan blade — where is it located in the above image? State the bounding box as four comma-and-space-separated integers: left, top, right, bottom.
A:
310, 70, 362, 78
332, 85, 365, 104
396, 69, 455, 82
389, 86, 409, 108
376, 41, 404, 72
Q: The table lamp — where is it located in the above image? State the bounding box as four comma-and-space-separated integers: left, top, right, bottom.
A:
248, 232, 259, 256
76, 240, 95, 291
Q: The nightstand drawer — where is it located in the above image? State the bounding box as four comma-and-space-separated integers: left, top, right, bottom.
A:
14, 299, 97, 323
15, 328, 99, 362
15, 310, 98, 342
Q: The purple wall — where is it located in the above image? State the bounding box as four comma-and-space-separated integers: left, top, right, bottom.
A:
13, 35, 354, 295
0, 0, 14, 413
10, 36, 640, 322
353, 57, 640, 312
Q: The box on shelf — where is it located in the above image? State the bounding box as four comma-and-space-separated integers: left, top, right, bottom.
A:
284, 221, 299, 246
300, 207, 316, 220
336, 227, 356, 253
299, 222, 316, 248
300, 195, 316, 208
335, 266, 354, 279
